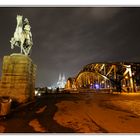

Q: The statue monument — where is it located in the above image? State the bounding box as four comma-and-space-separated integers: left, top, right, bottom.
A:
0, 15, 36, 103
10, 15, 33, 55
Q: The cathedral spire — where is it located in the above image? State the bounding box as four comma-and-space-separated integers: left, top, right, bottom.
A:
57, 73, 66, 88
58, 73, 61, 81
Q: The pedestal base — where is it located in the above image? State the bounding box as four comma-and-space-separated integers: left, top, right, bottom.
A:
0, 53, 36, 103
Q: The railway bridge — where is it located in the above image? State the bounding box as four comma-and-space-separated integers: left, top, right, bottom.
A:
66, 62, 140, 93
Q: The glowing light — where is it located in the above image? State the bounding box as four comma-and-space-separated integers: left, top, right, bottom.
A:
35, 90, 38, 96
125, 76, 128, 79
132, 72, 135, 75
95, 84, 99, 89
38, 93, 41, 96
101, 81, 105, 83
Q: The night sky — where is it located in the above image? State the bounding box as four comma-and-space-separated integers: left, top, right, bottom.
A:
0, 7, 140, 87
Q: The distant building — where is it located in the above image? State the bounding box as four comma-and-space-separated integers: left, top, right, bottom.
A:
57, 73, 66, 88
65, 77, 76, 89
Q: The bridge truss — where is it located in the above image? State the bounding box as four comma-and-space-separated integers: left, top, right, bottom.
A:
67, 63, 140, 92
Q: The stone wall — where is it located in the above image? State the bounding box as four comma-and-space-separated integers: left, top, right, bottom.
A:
0, 53, 36, 103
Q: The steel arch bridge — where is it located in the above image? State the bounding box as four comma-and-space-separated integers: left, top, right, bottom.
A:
67, 62, 140, 92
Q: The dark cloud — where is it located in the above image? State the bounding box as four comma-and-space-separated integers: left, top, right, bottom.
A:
0, 7, 140, 86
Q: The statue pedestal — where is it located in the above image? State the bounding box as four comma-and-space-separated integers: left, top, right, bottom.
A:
0, 53, 36, 103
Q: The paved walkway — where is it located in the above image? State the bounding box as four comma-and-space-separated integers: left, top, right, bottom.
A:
0, 93, 140, 133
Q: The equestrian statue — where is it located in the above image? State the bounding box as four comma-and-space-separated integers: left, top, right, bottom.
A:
10, 15, 33, 56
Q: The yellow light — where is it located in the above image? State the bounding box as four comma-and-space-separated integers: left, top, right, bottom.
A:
125, 76, 128, 79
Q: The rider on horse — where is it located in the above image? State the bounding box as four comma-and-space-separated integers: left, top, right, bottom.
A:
10, 15, 33, 56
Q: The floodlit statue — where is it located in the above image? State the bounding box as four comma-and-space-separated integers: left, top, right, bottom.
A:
10, 15, 33, 56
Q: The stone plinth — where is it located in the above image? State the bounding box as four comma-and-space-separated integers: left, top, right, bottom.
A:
0, 53, 36, 103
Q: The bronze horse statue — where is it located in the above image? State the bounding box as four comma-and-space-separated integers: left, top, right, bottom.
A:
10, 15, 33, 56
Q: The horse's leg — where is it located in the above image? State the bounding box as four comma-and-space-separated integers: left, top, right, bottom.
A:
20, 36, 26, 55
27, 46, 31, 55
20, 41, 24, 54
21, 46, 22, 54
21, 40, 26, 55
21, 43, 27, 55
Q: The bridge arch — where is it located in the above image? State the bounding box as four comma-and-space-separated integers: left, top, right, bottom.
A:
70, 62, 140, 92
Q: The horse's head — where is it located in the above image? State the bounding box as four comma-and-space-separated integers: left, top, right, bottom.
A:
17, 15, 23, 25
